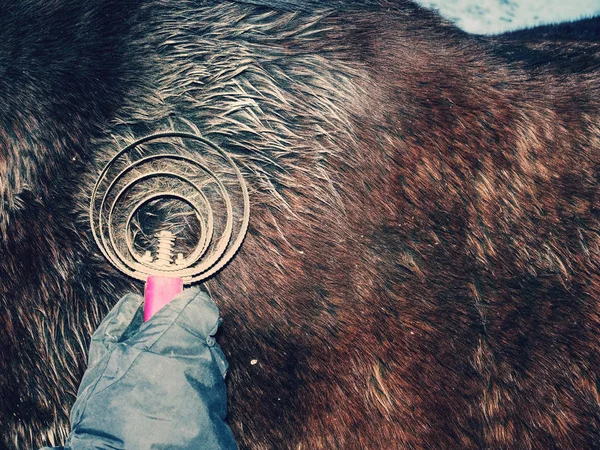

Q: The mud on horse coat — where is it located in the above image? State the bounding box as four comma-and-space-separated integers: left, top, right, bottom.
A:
0, 0, 598, 449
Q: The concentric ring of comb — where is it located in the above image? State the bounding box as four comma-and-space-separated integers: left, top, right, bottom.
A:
89, 132, 250, 286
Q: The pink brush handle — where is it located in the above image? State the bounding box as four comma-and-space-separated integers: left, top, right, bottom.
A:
144, 275, 184, 321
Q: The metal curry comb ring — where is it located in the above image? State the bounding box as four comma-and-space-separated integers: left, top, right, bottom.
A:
89, 132, 250, 284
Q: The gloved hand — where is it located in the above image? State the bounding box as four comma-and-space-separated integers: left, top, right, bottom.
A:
59, 288, 237, 450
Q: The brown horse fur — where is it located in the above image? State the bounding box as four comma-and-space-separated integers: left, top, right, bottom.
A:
0, 0, 599, 448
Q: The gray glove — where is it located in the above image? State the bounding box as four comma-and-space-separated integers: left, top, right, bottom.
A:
48, 288, 237, 450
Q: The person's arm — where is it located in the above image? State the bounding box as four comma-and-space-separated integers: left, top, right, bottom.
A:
42, 288, 237, 450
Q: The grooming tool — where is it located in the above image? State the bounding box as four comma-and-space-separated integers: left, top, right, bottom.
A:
90, 132, 250, 319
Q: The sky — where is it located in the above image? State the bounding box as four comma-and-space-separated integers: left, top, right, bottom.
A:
414, 0, 600, 34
